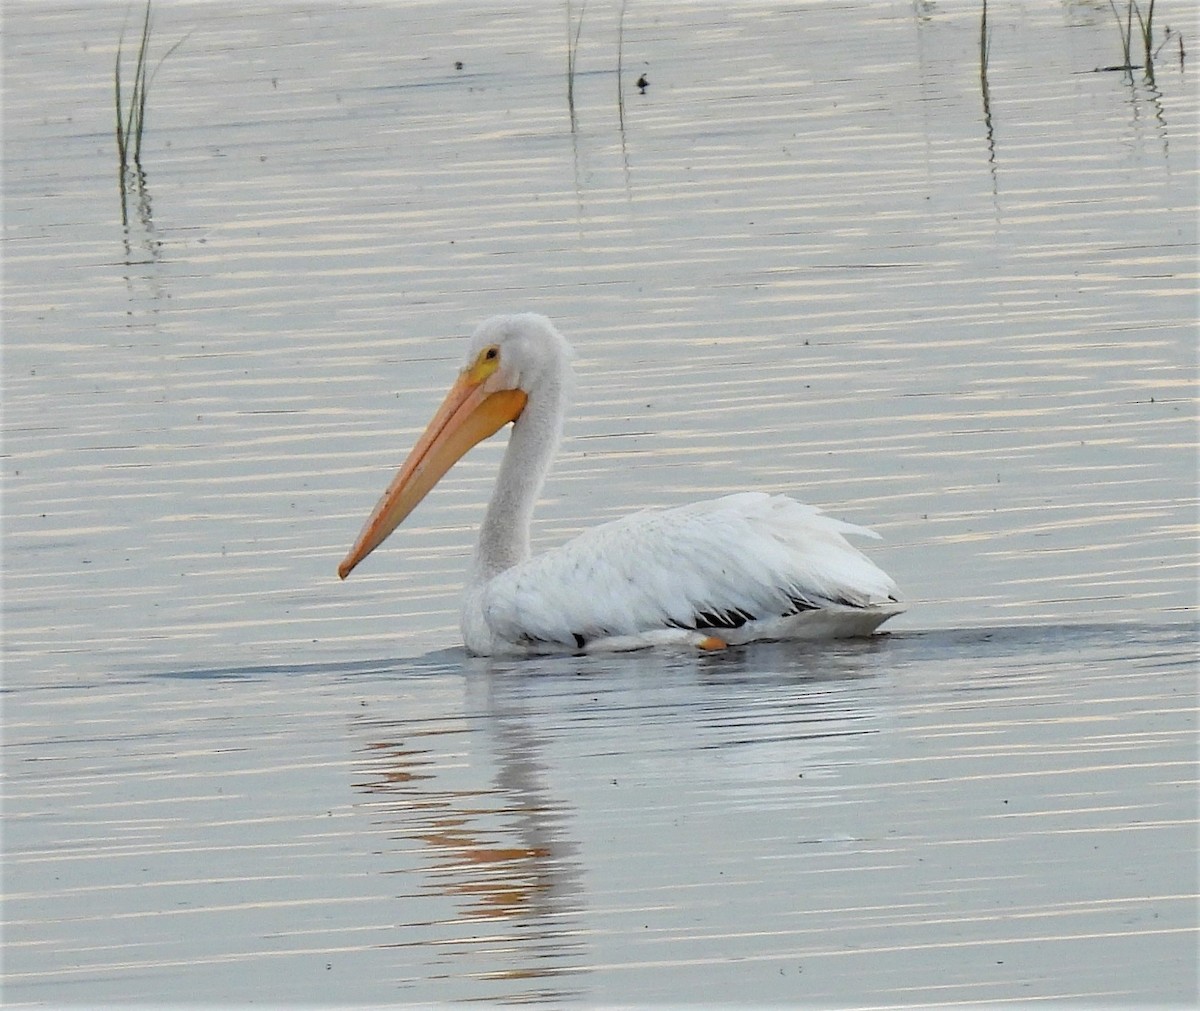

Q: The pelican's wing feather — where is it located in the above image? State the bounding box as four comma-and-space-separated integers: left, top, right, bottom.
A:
480, 492, 899, 648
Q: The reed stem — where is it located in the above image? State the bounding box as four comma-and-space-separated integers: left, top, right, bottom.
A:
566, 0, 587, 132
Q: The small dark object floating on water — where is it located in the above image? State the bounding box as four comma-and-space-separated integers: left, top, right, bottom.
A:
636, 74, 649, 93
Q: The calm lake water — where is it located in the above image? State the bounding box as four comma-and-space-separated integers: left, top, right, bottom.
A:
3, 0, 1197, 1005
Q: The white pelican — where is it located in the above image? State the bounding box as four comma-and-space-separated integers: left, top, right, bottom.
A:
338, 313, 903, 655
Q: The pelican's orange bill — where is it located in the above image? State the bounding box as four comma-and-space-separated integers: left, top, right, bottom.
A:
338, 373, 527, 579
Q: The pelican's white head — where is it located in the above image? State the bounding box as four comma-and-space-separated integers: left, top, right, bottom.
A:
465, 313, 574, 407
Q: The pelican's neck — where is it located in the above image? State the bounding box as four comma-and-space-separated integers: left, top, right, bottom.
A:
471, 378, 564, 581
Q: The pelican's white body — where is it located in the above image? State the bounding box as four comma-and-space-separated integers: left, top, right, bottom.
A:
463, 490, 902, 655
440, 314, 903, 655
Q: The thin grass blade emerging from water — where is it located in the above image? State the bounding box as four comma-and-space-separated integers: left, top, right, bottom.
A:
114, 1, 189, 223
566, 0, 587, 132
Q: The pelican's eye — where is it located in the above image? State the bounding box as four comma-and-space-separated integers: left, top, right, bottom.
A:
469, 344, 503, 382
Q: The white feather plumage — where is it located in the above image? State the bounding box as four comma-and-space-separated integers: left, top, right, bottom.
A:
466, 491, 900, 654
